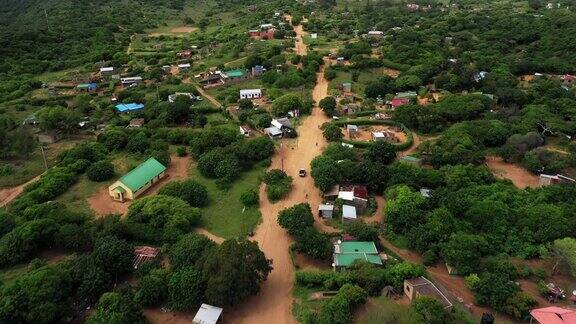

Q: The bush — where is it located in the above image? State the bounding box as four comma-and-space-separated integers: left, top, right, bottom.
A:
176, 146, 187, 157
240, 189, 259, 207
422, 249, 439, 266
86, 161, 115, 182
135, 269, 169, 307
316, 284, 368, 324
277, 203, 314, 237
168, 268, 204, 311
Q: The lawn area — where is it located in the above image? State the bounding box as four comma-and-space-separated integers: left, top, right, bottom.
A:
356, 296, 422, 324
189, 162, 264, 239
55, 153, 145, 215
328, 68, 382, 97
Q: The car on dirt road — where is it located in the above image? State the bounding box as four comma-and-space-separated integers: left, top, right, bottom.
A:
299, 169, 307, 177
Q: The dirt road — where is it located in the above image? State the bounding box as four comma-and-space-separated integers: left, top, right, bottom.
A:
229, 20, 330, 324
182, 77, 223, 108
0, 174, 42, 208
398, 131, 421, 158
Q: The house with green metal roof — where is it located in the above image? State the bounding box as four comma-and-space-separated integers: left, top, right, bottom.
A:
108, 157, 167, 201
224, 69, 248, 81
333, 241, 383, 270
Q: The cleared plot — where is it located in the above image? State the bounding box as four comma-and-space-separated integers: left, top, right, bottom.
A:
486, 156, 540, 189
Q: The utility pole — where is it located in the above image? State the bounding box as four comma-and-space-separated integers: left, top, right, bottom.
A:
44, 9, 50, 33
40, 145, 48, 171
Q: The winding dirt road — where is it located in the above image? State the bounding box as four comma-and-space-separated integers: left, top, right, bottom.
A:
229, 19, 330, 324
0, 175, 42, 208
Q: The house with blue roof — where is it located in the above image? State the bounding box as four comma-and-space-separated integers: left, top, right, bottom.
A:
115, 103, 145, 113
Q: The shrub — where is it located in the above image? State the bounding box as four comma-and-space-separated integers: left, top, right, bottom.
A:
176, 146, 187, 157
316, 284, 368, 324
278, 203, 314, 237
86, 161, 115, 182
240, 189, 259, 207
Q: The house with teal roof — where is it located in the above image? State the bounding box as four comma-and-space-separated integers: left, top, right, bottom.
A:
108, 157, 166, 201
333, 241, 383, 270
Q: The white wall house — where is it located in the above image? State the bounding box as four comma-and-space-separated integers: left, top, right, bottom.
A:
240, 89, 262, 99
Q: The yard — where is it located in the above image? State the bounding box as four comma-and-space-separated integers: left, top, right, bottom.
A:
189, 162, 265, 239
328, 67, 382, 97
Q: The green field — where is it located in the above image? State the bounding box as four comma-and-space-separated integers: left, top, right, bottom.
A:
189, 162, 265, 239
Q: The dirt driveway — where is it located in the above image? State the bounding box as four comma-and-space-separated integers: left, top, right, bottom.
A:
87, 156, 192, 217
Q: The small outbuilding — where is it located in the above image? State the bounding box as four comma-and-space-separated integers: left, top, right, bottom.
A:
193, 303, 223, 324
404, 277, 452, 309
347, 124, 358, 137
319, 204, 334, 219
400, 156, 421, 166
108, 157, 166, 201
127, 118, 145, 128
333, 241, 382, 270
342, 205, 357, 223
264, 126, 283, 139
120, 76, 143, 87
178, 63, 191, 72
239, 125, 252, 137
133, 246, 160, 269
372, 132, 386, 142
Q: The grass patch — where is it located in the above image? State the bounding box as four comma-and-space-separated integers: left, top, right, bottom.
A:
189, 162, 264, 239
357, 296, 421, 324
0, 263, 28, 285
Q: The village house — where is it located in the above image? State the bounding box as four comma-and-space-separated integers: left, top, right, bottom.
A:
372, 131, 386, 142
176, 50, 192, 59
342, 204, 357, 224
239, 125, 252, 137
225, 69, 249, 82
75, 83, 98, 93
365, 30, 384, 37
37, 130, 62, 144
168, 92, 199, 103
200, 71, 227, 87
162, 65, 171, 73
530, 306, 576, 324
120, 76, 143, 87
108, 157, 166, 202
539, 174, 576, 186
240, 89, 262, 100
337, 185, 369, 214
127, 118, 145, 128
333, 241, 383, 270
251, 65, 266, 77
115, 103, 145, 113
178, 63, 191, 73
100, 67, 116, 77
264, 126, 283, 139
318, 204, 334, 219
347, 124, 358, 137
404, 277, 453, 309
193, 304, 223, 324
342, 82, 352, 93
271, 118, 296, 137
388, 97, 410, 109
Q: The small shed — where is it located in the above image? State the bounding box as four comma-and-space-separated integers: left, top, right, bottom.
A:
76, 83, 98, 92
239, 125, 252, 137
133, 246, 160, 269
193, 304, 223, 324
100, 67, 115, 76
347, 124, 358, 137
342, 205, 357, 223
178, 63, 191, 72
319, 204, 334, 219
264, 126, 282, 139
342, 82, 352, 92
372, 132, 386, 142
251, 65, 266, 76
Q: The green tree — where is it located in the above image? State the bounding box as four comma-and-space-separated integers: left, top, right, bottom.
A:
170, 234, 216, 270
37, 106, 81, 134
126, 132, 150, 153
364, 141, 396, 165
323, 123, 343, 141
311, 155, 342, 192
92, 236, 133, 276
87, 160, 115, 182
203, 239, 272, 306
87, 292, 146, 324
135, 269, 169, 307
441, 233, 489, 275
278, 203, 314, 237
411, 296, 455, 324
384, 185, 426, 235
319, 96, 337, 116
168, 268, 205, 311
158, 179, 208, 207
272, 94, 303, 116
553, 237, 576, 277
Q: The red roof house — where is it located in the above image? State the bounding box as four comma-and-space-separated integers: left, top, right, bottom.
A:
563, 74, 575, 83
390, 97, 410, 108
530, 307, 576, 324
